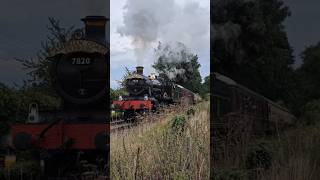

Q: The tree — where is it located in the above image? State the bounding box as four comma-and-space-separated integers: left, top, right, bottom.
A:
0, 83, 19, 122
109, 67, 133, 101
118, 67, 134, 88
17, 17, 74, 90
0, 18, 70, 124
0, 82, 60, 124
211, 0, 294, 103
5, 18, 75, 115
202, 75, 210, 94
153, 42, 202, 94
291, 42, 320, 115
110, 88, 128, 101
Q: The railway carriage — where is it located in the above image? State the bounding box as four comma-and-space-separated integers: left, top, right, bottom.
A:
213, 73, 295, 134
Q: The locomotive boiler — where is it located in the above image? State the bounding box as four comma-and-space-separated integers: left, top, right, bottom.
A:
9, 16, 109, 178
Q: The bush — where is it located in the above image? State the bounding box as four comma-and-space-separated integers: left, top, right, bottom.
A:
245, 142, 272, 180
302, 99, 320, 125
186, 108, 195, 116
0, 84, 19, 121
0, 83, 61, 122
245, 142, 272, 170
170, 115, 186, 133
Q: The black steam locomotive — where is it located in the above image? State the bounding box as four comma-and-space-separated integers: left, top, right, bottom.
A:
10, 16, 109, 178
113, 66, 199, 118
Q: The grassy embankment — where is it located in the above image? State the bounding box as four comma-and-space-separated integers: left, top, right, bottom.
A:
214, 121, 320, 180
111, 102, 210, 180
257, 123, 320, 180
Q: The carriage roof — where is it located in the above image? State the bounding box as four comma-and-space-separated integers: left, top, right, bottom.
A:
214, 73, 291, 113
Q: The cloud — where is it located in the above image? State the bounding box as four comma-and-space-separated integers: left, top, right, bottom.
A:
0, 58, 26, 86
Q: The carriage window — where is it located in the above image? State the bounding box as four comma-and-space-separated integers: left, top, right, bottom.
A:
217, 99, 221, 117
213, 96, 231, 118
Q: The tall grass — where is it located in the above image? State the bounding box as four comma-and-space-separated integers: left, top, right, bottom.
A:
257, 124, 320, 180
214, 119, 320, 180
110, 102, 210, 180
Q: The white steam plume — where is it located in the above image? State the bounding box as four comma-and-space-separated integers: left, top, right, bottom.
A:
117, 0, 209, 66
154, 41, 196, 82
118, 0, 175, 65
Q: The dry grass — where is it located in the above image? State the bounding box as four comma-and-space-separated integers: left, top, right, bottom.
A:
213, 118, 320, 180
257, 124, 320, 180
110, 102, 210, 180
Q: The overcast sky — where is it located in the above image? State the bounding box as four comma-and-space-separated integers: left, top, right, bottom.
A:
283, 0, 320, 67
0, 1, 320, 87
0, 0, 109, 87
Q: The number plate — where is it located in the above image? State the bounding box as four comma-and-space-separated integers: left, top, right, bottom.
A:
72, 57, 92, 65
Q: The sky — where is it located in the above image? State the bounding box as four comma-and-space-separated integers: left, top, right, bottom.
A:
1, 1, 320, 87
0, 0, 109, 87
283, 0, 320, 67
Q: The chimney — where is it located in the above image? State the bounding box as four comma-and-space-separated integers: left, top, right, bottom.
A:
136, 66, 144, 75
81, 16, 108, 44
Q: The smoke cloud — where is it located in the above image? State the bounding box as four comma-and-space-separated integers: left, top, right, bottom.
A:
118, 0, 209, 66
154, 42, 196, 82
212, 21, 242, 42
118, 0, 175, 65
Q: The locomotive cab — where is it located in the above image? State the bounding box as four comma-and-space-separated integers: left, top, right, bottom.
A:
125, 75, 150, 97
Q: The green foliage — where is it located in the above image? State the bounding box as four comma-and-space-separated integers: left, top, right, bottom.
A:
292, 43, 320, 116
153, 42, 203, 94
110, 88, 128, 101
199, 75, 210, 99
212, 0, 294, 104
170, 115, 186, 133
202, 75, 210, 93
0, 83, 60, 125
111, 110, 124, 118
118, 67, 134, 88
0, 83, 19, 121
245, 142, 272, 170
302, 99, 320, 125
0, 18, 68, 125
17, 87, 60, 112
186, 108, 195, 116
17, 17, 74, 89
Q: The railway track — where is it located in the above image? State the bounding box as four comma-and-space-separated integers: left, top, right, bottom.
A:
111, 120, 136, 132
110, 104, 186, 132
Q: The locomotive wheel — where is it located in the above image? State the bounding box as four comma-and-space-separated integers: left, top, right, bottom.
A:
124, 110, 135, 122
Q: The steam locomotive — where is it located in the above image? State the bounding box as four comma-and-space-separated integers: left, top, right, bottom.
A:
9, 16, 109, 178
112, 66, 199, 118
